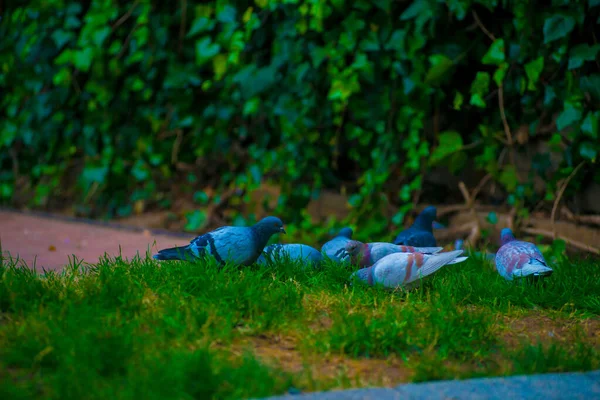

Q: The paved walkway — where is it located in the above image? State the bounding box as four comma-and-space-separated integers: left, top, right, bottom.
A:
0, 210, 192, 271
263, 370, 600, 400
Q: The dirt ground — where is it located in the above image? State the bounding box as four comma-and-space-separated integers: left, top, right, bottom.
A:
0, 210, 194, 271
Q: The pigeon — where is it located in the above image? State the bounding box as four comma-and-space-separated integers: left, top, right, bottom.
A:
351, 250, 468, 290
344, 240, 443, 268
393, 206, 437, 247
495, 228, 553, 281
321, 227, 353, 262
257, 243, 323, 267
153, 216, 285, 266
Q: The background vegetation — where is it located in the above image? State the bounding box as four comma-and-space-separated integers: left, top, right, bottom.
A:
1, 0, 599, 242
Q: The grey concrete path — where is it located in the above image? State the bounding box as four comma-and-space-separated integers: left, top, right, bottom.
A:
262, 370, 600, 400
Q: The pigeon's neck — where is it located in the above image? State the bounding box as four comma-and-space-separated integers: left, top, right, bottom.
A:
251, 225, 275, 251
501, 235, 515, 245
360, 243, 371, 266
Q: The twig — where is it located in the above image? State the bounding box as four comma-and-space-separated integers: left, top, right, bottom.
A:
521, 227, 600, 255
561, 207, 600, 226
111, 0, 141, 33
472, 10, 496, 41
458, 181, 481, 247
171, 129, 183, 164
550, 161, 586, 239
471, 173, 492, 201
116, 24, 142, 60
498, 85, 513, 146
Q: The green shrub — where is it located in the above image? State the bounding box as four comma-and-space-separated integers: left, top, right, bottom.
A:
1, 0, 598, 233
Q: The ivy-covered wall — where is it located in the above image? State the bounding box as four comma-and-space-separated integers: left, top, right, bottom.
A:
1, 0, 599, 235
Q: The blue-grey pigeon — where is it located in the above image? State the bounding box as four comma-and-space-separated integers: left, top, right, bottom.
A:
351, 250, 468, 290
153, 216, 285, 265
321, 227, 353, 262
257, 244, 323, 267
344, 240, 443, 268
393, 206, 437, 247
495, 228, 553, 281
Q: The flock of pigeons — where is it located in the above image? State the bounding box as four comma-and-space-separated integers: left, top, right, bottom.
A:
153, 206, 554, 289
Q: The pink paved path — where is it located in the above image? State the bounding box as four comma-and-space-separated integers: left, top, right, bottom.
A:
0, 210, 192, 271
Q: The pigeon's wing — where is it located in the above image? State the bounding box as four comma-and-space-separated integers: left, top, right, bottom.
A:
191, 226, 256, 265
322, 237, 349, 261
372, 254, 409, 288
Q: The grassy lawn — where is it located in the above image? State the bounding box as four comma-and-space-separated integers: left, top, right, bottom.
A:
1, 250, 599, 399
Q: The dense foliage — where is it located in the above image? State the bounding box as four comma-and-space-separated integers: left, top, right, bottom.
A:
1, 0, 599, 234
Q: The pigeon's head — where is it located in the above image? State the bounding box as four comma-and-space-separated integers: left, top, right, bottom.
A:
500, 228, 515, 245
344, 240, 363, 257
414, 206, 437, 230
255, 216, 286, 236
337, 227, 353, 239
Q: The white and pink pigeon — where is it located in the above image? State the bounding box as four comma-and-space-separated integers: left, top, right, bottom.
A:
495, 228, 553, 281
343, 239, 443, 267
351, 250, 468, 290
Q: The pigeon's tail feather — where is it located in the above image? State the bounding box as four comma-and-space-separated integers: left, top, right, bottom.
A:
417, 250, 465, 279
446, 256, 469, 265
153, 245, 195, 261
409, 246, 444, 254
517, 259, 553, 278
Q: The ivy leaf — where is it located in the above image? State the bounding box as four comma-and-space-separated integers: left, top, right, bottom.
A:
429, 130, 463, 164
556, 102, 583, 131
425, 54, 454, 85
195, 37, 220, 66
73, 47, 94, 72
185, 210, 208, 232
470, 71, 490, 108
400, 0, 429, 20
581, 111, 599, 139
568, 44, 600, 69
499, 165, 518, 192
579, 142, 597, 162
453, 92, 463, 110
482, 39, 505, 65
524, 56, 544, 91
580, 74, 600, 102
543, 14, 576, 44
51, 30, 73, 48
493, 62, 509, 86
188, 17, 214, 37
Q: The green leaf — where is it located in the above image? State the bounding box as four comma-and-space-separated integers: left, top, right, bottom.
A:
556, 103, 583, 131
581, 111, 599, 139
469, 71, 490, 108
524, 56, 544, 91
400, 0, 429, 20
579, 142, 597, 162
430, 131, 463, 164
482, 39, 505, 65
187, 17, 215, 37
580, 74, 600, 102
487, 211, 498, 224
568, 44, 600, 69
590, 0, 600, 8
92, 26, 111, 47
195, 37, 220, 66
243, 97, 260, 116
499, 165, 518, 192
185, 210, 208, 232
453, 92, 463, 110
493, 62, 509, 86
425, 54, 454, 85
51, 30, 73, 48
73, 47, 94, 72
543, 15, 576, 44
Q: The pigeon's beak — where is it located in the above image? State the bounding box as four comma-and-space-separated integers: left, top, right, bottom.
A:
280, 227, 286, 234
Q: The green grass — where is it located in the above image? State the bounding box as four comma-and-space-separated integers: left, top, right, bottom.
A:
1, 250, 599, 399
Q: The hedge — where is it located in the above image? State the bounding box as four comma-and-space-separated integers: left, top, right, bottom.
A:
1, 0, 599, 236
